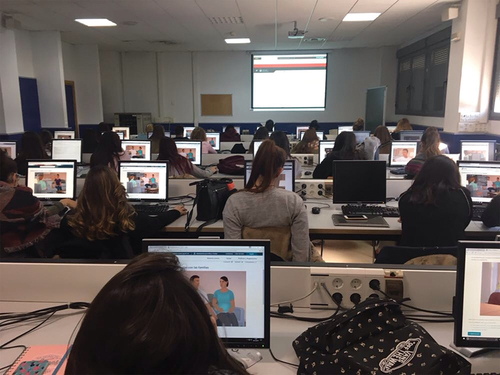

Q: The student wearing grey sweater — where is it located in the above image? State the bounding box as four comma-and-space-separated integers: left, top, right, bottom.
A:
223, 140, 310, 262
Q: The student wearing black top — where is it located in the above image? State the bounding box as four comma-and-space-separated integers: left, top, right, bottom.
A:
173, 125, 189, 140
265, 119, 274, 132
398, 155, 472, 247
312, 131, 359, 179
482, 194, 500, 227
15, 132, 49, 175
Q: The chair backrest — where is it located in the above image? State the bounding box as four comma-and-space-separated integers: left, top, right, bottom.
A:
375, 246, 458, 264
488, 292, 500, 305
404, 254, 457, 265
242, 226, 291, 261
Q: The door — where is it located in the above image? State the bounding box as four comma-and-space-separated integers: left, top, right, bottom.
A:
65, 81, 78, 137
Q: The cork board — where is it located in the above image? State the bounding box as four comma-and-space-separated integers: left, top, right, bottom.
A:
201, 94, 232, 116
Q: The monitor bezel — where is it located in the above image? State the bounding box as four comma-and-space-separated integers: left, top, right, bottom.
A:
300, 130, 324, 141
399, 130, 424, 141
118, 160, 169, 202
53, 130, 75, 140
337, 126, 352, 134
457, 160, 500, 203
460, 140, 496, 161
0, 141, 17, 159
174, 140, 203, 166
454, 240, 500, 348
121, 140, 153, 161
206, 132, 221, 151
318, 140, 335, 162
353, 131, 370, 144
295, 126, 309, 139
51, 139, 83, 163
183, 126, 195, 138
141, 238, 271, 349
388, 140, 419, 167
112, 127, 130, 140
26, 159, 77, 201
244, 159, 296, 192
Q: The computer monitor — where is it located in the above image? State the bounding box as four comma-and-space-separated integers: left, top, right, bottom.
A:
51, 139, 82, 163
147, 131, 153, 139
458, 161, 500, 203
386, 126, 396, 133
454, 240, 500, 349
142, 238, 270, 348
0, 141, 16, 158
112, 127, 130, 140
26, 160, 76, 200
253, 140, 264, 157
183, 127, 195, 138
444, 154, 460, 163
353, 131, 370, 144
461, 140, 496, 161
54, 131, 75, 140
206, 132, 221, 151
118, 161, 168, 201
295, 126, 309, 139
116, 131, 124, 140
223, 126, 241, 134
389, 141, 418, 167
333, 160, 386, 203
337, 126, 352, 134
122, 140, 152, 161
399, 130, 424, 141
175, 140, 202, 165
319, 141, 335, 162
300, 131, 324, 140
244, 160, 295, 191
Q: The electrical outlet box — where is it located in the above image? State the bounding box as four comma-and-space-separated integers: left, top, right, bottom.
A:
310, 268, 385, 309
295, 180, 332, 199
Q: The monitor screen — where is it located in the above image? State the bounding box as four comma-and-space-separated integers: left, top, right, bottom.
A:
112, 127, 129, 140
399, 130, 424, 141
389, 141, 418, 167
122, 140, 152, 161
142, 239, 270, 348
461, 141, 496, 162
295, 126, 309, 139
386, 126, 396, 133
253, 140, 264, 157
175, 140, 202, 165
119, 161, 168, 201
184, 127, 195, 138
26, 160, 76, 200
300, 131, 324, 140
333, 160, 386, 203
444, 154, 460, 163
206, 132, 221, 151
222, 126, 241, 134
454, 241, 500, 348
353, 131, 370, 145
51, 139, 82, 163
54, 131, 75, 140
116, 131, 124, 140
0, 141, 16, 159
244, 160, 295, 191
319, 140, 335, 162
458, 161, 500, 203
337, 126, 352, 134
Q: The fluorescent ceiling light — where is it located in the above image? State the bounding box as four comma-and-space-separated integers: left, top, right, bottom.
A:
75, 18, 117, 27
225, 38, 251, 44
343, 13, 381, 22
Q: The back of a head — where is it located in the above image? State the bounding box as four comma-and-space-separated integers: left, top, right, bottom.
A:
66, 252, 246, 375
309, 120, 319, 130
420, 127, 441, 159
153, 125, 166, 139
265, 119, 274, 132
91, 132, 122, 168
190, 127, 207, 142
174, 125, 184, 137
19, 131, 47, 159
98, 122, 111, 133
270, 131, 291, 157
254, 126, 270, 140
331, 131, 356, 159
145, 123, 154, 133
395, 118, 412, 132
40, 130, 53, 146
302, 128, 318, 143
353, 118, 364, 131
224, 125, 235, 133
374, 125, 391, 144
158, 137, 191, 174
246, 139, 286, 193
0, 152, 17, 182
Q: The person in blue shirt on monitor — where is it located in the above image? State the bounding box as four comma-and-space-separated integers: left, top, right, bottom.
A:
212, 276, 238, 326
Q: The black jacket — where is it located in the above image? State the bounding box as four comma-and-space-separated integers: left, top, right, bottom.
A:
482, 194, 500, 228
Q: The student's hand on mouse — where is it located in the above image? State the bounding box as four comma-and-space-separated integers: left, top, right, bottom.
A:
174, 205, 188, 216
60, 199, 77, 209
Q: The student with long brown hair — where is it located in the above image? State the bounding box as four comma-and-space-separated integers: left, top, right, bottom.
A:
313, 131, 360, 178
53, 166, 186, 258
392, 118, 412, 140
373, 125, 392, 155
90, 131, 130, 172
66, 252, 249, 375
150, 124, 166, 153
15, 131, 49, 175
404, 127, 442, 178
291, 128, 319, 154
223, 140, 309, 261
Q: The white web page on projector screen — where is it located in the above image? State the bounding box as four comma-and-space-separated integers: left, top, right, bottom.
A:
252, 54, 327, 110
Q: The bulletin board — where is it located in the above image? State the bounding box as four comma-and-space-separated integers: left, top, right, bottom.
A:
201, 94, 232, 116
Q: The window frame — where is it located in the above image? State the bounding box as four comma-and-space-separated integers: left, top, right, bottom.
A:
489, 20, 500, 121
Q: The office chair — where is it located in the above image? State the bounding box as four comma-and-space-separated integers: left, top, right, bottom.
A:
374, 245, 458, 264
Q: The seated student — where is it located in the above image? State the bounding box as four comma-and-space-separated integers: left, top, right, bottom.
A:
265, 119, 274, 132
53, 166, 186, 259
291, 128, 319, 154
404, 126, 441, 178
270, 131, 302, 177
373, 125, 392, 155
352, 118, 364, 131
220, 125, 241, 142
66, 252, 249, 375
40, 130, 53, 157
482, 194, 500, 227
309, 119, 319, 131
157, 137, 216, 178
136, 123, 154, 140
90, 131, 130, 172
191, 127, 216, 154
391, 118, 412, 140
313, 131, 360, 179
15, 131, 49, 176
98, 122, 111, 133
247, 126, 269, 155
150, 125, 166, 153
0, 153, 75, 258
173, 125, 189, 140
398, 155, 472, 247
223, 140, 310, 262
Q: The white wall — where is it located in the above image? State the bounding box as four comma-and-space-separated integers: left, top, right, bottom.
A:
14, 29, 34, 78
99, 50, 124, 123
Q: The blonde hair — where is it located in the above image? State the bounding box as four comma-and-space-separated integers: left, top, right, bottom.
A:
395, 118, 412, 132
190, 127, 207, 142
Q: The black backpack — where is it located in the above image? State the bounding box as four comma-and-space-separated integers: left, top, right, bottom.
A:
185, 178, 236, 232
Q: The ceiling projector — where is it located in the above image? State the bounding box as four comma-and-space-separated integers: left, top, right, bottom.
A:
288, 21, 306, 39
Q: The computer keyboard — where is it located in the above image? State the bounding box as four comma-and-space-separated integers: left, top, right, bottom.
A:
341, 204, 400, 218
133, 205, 170, 214
472, 206, 486, 221
389, 168, 407, 175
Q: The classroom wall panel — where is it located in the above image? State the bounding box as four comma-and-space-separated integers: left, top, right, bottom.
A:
99, 50, 124, 123
14, 30, 35, 78
19, 77, 42, 132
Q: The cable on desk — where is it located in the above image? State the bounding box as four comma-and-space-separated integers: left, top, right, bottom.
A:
0, 345, 27, 372
0, 311, 56, 350
268, 347, 299, 368
270, 283, 319, 307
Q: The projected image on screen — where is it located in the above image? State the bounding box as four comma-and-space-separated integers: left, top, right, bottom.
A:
252, 54, 327, 110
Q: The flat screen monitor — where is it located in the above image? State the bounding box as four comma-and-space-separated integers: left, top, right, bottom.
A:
333, 160, 386, 204
295, 126, 309, 139
300, 131, 324, 140
399, 130, 424, 141
386, 126, 396, 133
51, 139, 82, 163
337, 126, 352, 134
142, 238, 270, 348
112, 127, 129, 140
122, 140, 152, 161
26, 160, 76, 200
175, 140, 202, 166
319, 140, 335, 162
253, 140, 264, 157
118, 161, 168, 201
454, 241, 500, 349
54, 131, 75, 140
184, 127, 195, 138
244, 160, 295, 191
0, 141, 16, 159
353, 131, 370, 145
389, 141, 418, 167
458, 161, 500, 203
222, 126, 241, 134
206, 132, 221, 151
461, 141, 496, 162
444, 154, 460, 163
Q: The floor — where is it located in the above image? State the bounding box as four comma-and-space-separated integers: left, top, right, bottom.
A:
316, 240, 375, 263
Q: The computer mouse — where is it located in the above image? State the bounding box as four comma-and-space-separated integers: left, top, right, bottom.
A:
304, 171, 312, 176
312, 207, 321, 214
